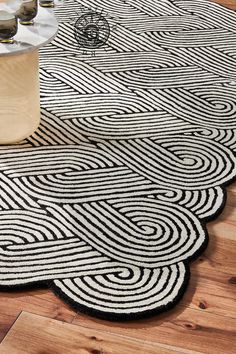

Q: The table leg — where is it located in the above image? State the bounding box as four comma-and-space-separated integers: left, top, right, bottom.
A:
0, 50, 40, 144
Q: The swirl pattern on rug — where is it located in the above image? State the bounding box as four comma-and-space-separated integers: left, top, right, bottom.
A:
0, 0, 236, 320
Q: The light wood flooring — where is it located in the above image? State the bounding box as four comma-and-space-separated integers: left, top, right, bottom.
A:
0, 1, 236, 353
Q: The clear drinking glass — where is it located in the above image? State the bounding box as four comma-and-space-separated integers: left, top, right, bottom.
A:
0, 10, 18, 44
16, 0, 38, 25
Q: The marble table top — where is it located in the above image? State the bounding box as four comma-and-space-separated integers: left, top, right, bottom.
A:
0, 5, 58, 57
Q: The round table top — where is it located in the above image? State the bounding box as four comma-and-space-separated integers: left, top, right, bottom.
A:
0, 5, 58, 57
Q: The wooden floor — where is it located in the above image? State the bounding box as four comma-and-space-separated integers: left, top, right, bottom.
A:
0, 1, 236, 353
210, 0, 236, 10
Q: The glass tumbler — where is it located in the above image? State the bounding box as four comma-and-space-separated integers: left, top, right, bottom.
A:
16, 0, 38, 25
0, 10, 18, 44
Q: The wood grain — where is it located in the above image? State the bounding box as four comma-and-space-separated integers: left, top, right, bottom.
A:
0, 288, 76, 342
0, 312, 180, 354
210, 0, 236, 10
73, 307, 236, 354
185, 267, 236, 319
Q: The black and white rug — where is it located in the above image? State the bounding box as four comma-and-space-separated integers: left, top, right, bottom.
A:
0, 0, 236, 321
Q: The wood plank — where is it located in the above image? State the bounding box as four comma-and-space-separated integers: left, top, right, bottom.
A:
216, 205, 236, 225
227, 191, 236, 207
73, 306, 236, 354
211, 0, 236, 10
227, 182, 236, 193
195, 233, 236, 275
0, 312, 181, 354
208, 219, 236, 242
184, 267, 236, 319
0, 289, 76, 342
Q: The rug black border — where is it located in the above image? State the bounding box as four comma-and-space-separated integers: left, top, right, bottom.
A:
0, 174, 235, 321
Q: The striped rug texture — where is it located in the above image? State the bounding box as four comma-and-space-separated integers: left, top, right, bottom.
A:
0, 0, 236, 321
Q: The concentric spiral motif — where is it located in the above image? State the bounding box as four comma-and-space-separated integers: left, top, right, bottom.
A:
74, 12, 110, 49
0, 0, 236, 321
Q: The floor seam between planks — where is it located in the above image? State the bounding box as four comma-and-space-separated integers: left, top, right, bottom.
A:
0, 311, 23, 344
